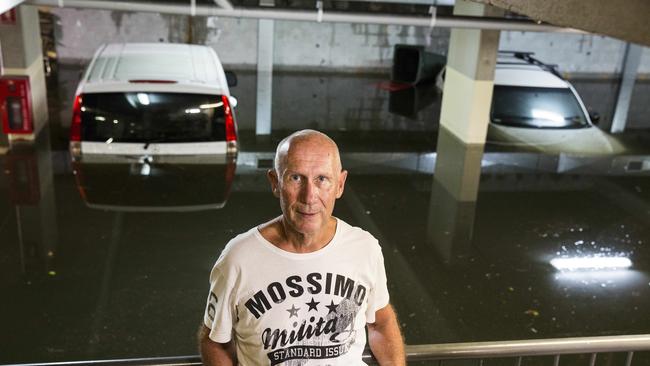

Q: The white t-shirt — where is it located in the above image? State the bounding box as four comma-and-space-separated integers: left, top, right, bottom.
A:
203, 218, 390, 366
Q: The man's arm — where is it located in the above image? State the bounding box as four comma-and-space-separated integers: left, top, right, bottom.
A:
198, 325, 237, 366
367, 304, 406, 366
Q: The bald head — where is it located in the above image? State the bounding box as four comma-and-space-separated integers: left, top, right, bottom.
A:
273, 130, 342, 175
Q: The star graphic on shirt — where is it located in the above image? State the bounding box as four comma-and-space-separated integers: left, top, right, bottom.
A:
306, 297, 320, 312
286, 304, 300, 318
326, 300, 338, 314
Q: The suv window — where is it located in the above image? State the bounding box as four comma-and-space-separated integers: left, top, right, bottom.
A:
491, 86, 589, 129
80, 92, 227, 142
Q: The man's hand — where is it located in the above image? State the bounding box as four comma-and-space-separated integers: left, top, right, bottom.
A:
367, 304, 406, 366
198, 325, 237, 366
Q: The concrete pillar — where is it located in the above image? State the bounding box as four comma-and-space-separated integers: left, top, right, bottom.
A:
438, 0, 502, 144
427, 126, 484, 264
0, 5, 48, 144
610, 42, 642, 134
256, 19, 274, 135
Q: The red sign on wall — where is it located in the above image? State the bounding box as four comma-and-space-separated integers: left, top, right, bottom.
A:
0, 9, 16, 25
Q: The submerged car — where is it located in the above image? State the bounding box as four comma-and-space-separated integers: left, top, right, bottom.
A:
437, 51, 625, 155
69, 43, 238, 210
69, 42, 238, 159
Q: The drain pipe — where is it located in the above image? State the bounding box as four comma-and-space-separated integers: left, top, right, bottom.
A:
26, 0, 583, 33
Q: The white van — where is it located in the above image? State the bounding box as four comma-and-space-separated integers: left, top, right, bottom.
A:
436, 51, 625, 155
69, 43, 238, 160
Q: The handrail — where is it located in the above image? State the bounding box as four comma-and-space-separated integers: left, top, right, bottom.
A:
397, 334, 650, 362
6, 334, 650, 366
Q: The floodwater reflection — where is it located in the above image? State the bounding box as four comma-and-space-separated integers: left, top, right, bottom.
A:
427, 127, 483, 264
2, 69, 650, 364
72, 154, 236, 212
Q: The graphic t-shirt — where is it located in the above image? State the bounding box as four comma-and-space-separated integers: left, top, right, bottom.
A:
203, 218, 390, 365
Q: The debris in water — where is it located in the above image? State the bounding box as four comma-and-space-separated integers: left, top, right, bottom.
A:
508, 287, 515, 292
530, 327, 538, 333
524, 309, 540, 317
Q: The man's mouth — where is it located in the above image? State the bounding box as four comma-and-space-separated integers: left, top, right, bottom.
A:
297, 211, 318, 216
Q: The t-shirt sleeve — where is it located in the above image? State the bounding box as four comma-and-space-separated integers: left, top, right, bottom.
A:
365, 244, 390, 323
202, 263, 235, 343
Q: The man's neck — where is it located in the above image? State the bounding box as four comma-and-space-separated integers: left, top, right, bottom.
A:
260, 216, 337, 253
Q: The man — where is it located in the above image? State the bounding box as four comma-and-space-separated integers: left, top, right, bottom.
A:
199, 129, 405, 365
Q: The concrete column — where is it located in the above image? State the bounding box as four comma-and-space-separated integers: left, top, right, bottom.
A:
438, 0, 502, 144
610, 43, 642, 134
427, 126, 484, 264
0, 5, 48, 143
256, 19, 274, 135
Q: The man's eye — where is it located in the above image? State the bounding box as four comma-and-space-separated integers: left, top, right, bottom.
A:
317, 176, 328, 182
290, 175, 301, 182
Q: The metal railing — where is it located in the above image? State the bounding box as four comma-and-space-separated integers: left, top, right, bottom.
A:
6, 334, 650, 366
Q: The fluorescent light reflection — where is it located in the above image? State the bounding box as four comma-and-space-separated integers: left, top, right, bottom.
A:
199, 102, 223, 109
105, 137, 113, 144
553, 269, 643, 288
532, 109, 565, 126
95, 116, 106, 121
137, 93, 150, 105
185, 108, 201, 114
551, 256, 632, 271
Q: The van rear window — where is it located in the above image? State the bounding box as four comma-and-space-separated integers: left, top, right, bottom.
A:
80, 93, 227, 142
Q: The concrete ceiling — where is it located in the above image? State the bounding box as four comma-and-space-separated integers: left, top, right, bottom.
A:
473, 0, 650, 47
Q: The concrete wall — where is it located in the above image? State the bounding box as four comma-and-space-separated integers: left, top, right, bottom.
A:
50, 8, 650, 75
499, 31, 650, 76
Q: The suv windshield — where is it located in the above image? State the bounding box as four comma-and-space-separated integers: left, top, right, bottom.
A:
491, 86, 590, 129
80, 92, 227, 142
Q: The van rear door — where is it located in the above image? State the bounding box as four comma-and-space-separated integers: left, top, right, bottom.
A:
77, 92, 234, 155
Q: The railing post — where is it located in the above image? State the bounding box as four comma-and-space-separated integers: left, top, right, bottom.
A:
588, 353, 597, 366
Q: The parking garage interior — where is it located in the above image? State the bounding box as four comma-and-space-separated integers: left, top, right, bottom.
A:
1, 0, 650, 364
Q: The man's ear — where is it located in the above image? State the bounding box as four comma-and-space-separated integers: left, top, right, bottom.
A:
267, 169, 280, 198
336, 170, 348, 199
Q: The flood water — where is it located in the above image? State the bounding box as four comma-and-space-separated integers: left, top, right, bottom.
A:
1, 65, 650, 364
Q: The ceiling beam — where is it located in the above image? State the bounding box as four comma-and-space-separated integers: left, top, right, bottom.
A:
473, 0, 650, 46
26, 0, 584, 33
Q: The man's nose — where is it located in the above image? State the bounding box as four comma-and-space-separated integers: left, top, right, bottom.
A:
300, 180, 318, 203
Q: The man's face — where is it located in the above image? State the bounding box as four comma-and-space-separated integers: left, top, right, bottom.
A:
269, 138, 347, 237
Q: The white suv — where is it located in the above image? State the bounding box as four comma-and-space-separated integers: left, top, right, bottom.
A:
69, 43, 238, 160
439, 51, 623, 155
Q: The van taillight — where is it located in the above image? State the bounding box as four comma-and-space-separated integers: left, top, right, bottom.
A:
222, 95, 237, 153
69, 95, 83, 160
70, 94, 82, 141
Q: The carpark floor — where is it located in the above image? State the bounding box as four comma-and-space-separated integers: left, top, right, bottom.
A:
1, 64, 650, 363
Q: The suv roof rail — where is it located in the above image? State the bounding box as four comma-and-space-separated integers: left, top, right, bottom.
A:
498, 50, 563, 79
